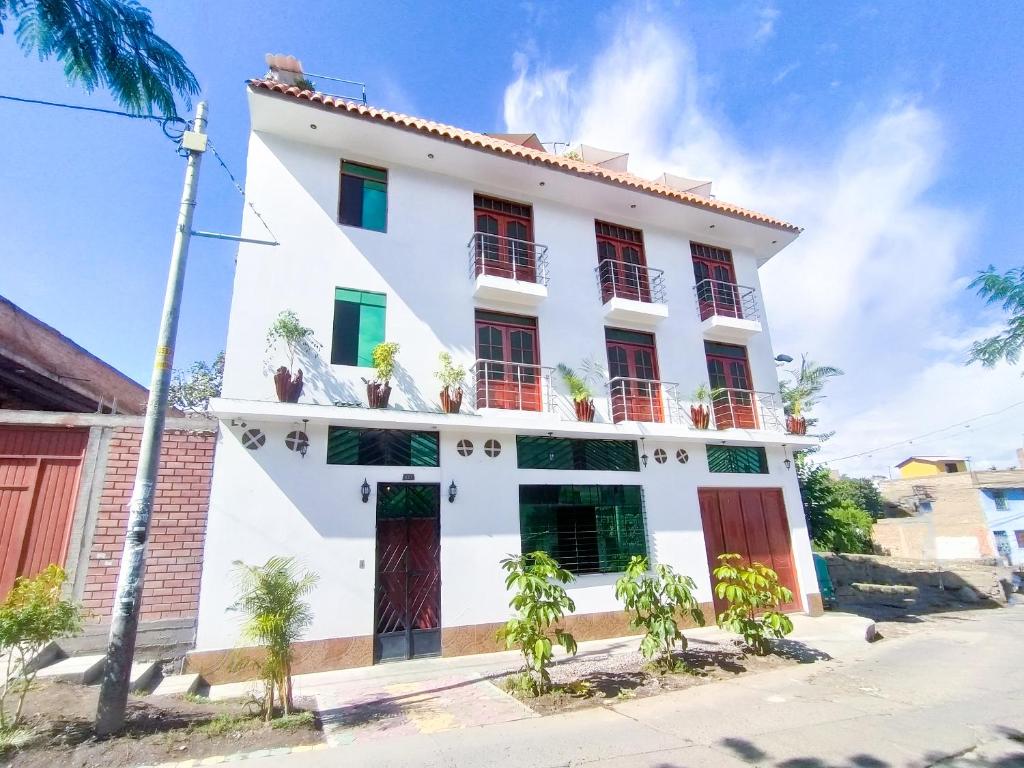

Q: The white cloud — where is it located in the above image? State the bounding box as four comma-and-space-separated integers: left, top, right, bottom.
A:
755, 5, 780, 42
502, 16, 1021, 476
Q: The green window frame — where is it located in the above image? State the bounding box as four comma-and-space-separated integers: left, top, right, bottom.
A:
327, 427, 439, 467
516, 436, 639, 471
706, 445, 768, 474
331, 288, 386, 366
518, 485, 647, 575
339, 160, 388, 232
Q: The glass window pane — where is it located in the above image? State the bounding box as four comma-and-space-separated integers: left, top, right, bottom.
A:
357, 302, 385, 367
339, 175, 364, 226
361, 181, 387, 232
331, 299, 360, 365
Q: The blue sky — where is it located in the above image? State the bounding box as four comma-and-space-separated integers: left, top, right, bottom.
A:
2, 1, 1022, 474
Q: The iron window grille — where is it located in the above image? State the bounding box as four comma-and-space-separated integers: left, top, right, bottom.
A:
327, 427, 439, 467
706, 445, 769, 474
516, 436, 640, 471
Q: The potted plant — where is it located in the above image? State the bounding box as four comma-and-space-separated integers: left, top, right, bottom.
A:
364, 342, 399, 408
787, 392, 807, 435
556, 363, 595, 422
690, 384, 713, 429
435, 352, 466, 414
266, 310, 320, 403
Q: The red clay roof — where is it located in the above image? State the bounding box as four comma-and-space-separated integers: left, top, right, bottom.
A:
249, 79, 801, 233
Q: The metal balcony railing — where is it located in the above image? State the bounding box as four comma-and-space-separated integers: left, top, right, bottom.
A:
710, 388, 784, 431
595, 259, 666, 304
468, 232, 550, 285
694, 279, 759, 322
607, 377, 681, 424
470, 359, 554, 412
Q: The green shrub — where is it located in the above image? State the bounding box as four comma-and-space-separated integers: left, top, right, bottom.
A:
712, 553, 793, 655
495, 552, 577, 695
0, 565, 83, 728
230, 557, 318, 720
614, 555, 705, 672
813, 502, 874, 554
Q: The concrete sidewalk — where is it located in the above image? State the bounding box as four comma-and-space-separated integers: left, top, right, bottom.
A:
238, 607, 1024, 767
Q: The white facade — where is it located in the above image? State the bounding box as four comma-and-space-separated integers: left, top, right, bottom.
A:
194, 84, 821, 662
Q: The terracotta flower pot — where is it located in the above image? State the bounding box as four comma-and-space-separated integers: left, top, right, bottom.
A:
574, 398, 595, 422
366, 381, 392, 409
440, 387, 463, 414
787, 415, 807, 435
690, 403, 710, 429
273, 367, 304, 403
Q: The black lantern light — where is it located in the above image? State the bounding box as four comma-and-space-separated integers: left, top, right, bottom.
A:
639, 437, 649, 468
448, 480, 458, 503
360, 479, 371, 503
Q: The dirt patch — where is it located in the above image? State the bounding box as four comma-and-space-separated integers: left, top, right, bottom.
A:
1, 679, 322, 768
493, 636, 817, 715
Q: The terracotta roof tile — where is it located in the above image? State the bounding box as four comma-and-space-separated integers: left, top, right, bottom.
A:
248, 79, 801, 233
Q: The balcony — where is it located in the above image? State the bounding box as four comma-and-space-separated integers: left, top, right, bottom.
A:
710, 388, 784, 432
607, 377, 681, 424
470, 359, 554, 413
694, 279, 762, 342
469, 233, 549, 307
595, 259, 669, 327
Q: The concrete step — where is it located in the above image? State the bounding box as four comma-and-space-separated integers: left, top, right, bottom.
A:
150, 673, 203, 698
35, 653, 106, 684
1, 642, 62, 680
129, 660, 162, 693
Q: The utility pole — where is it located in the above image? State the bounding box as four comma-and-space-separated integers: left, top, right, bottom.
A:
95, 102, 208, 736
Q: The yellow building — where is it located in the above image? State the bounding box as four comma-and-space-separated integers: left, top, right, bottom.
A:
896, 456, 969, 479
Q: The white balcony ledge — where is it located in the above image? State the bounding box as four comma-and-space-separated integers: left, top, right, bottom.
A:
473, 274, 548, 307
601, 297, 669, 327
208, 397, 819, 448
700, 314, 763, 343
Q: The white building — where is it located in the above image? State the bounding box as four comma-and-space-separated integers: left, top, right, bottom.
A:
190, 67, 822, 681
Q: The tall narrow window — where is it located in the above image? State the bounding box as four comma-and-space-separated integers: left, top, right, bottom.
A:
605, 328, 662, 423
332, 288, 386, 366
475, 310, 541, 411
339, 161, 388, 231
595, 221, 649, 302
691, 242, 740, 319
704, 341, 756, 429
993, 490, 1009, 511
473, 195, 536, 282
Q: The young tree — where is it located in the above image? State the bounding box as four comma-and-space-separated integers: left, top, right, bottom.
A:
230, 557, 318, 720
0, 565, 83, 729
614, 556, 705, 672
966, 266, 1024, 369
0, 0, 199, 118
496, 552, 577, 695
778, 354, 844, 437
712, 554, 793, 656
168, 352, 223, 413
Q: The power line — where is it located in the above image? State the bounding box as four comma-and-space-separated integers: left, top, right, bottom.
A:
822, 399, 1024, 464
206, 139, 278, 244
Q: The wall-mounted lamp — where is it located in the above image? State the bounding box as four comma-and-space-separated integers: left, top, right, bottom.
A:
639, 438, 649, 468
783, 444, 792, 471
360, 479, 371, 504
448, 480, 458, 503
784, 458, 792, 470
299, 419, 310, 458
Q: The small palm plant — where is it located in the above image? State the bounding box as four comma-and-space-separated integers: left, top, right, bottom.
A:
230, 557, 318, 719
690, 383, 714, 429
712, 553, 793, 656
556, 363, 596, 421
615, 556, 705, 672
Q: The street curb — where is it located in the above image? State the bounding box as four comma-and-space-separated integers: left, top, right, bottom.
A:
135, 741, 328, 767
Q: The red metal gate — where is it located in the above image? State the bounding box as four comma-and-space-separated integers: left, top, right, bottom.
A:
0, 427, 88, 596
698, 487, 801, 613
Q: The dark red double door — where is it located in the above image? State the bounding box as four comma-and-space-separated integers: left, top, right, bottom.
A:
374, 483, 441, 662
698, 488, 802, 614
474, 195, 536, 282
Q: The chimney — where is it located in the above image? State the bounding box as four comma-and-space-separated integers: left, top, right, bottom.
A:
265, 53, 305, 86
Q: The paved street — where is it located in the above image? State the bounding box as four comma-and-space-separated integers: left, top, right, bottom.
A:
257, 607, 1024, 767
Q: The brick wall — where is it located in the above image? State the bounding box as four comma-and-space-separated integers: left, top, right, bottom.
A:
82, 426, 215, 622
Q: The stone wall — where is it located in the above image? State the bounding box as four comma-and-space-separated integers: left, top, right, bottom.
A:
822, 553, 1012, 605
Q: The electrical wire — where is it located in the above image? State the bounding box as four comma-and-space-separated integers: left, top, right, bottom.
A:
206, 139, 279, 244
822, 399, 1024, 464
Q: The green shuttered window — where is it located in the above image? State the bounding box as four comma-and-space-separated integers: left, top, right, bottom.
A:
706, 445, 768, 474
339, 161, 387, 231
327, 427, 439, 467
516, 436, 639, 471
332, 288, 386, 366
518, 485, 647, 574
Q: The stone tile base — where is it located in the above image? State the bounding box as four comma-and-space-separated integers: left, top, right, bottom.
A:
806, 592, 825, 617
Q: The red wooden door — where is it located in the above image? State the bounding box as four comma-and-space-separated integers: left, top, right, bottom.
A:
698, 488, 802, 614
474, 195, 535, 282
705, 343, 757, 429
606, 332, 662, 423
475, 313, 541, 411
596, 221, 650, 302
692, 243, 740, 319
0, 427, 88, 596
